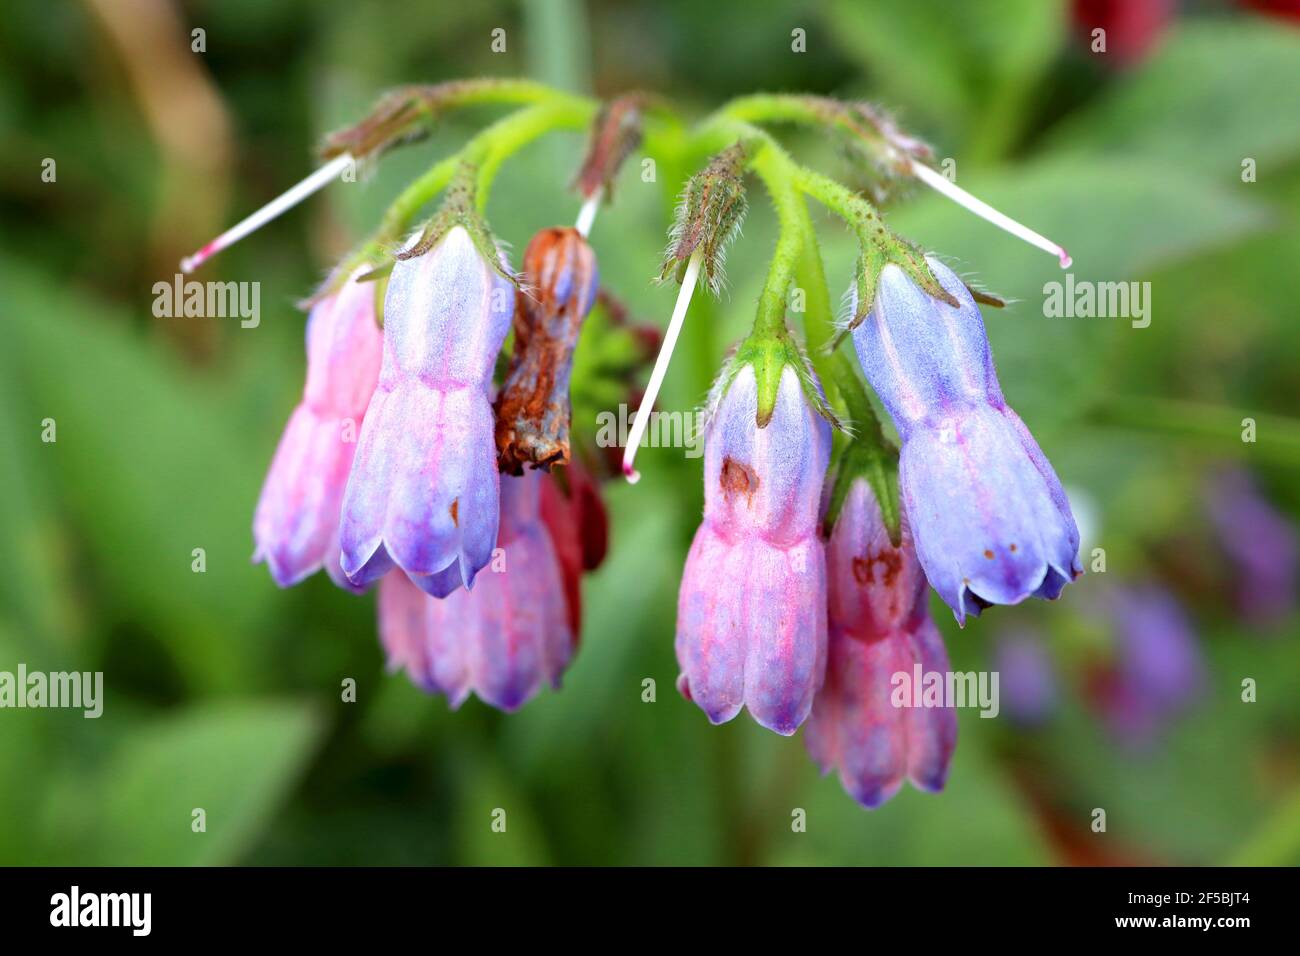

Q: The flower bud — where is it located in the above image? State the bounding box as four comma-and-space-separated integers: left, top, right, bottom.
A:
573, 95, 646, 202
495, 227, 599, 473
659, 142, 748, 295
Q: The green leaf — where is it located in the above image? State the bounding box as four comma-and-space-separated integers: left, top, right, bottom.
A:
822, 0, 1066, 158
455, 755, 550, 866
1046, 19, 1300, 179
0, 255, 284, 692
89, 700, 323, 866
0, 335, 82, 657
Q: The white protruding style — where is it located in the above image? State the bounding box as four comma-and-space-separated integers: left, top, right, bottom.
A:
180, 153, 355, 273
622, 249, 703, 484
909, 160, 1072, 269
575, 191, 601, 238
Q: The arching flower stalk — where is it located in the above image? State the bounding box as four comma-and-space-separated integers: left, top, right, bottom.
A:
719, 93, 1072, 269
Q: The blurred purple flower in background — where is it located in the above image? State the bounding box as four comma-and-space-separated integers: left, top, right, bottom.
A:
1091, 585, 1205, 745
992, 630, 1058, 728
1206, 467, 1297, 627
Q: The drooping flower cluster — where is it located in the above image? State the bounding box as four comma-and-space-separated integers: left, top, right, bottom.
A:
252, 195, 611, 711
193, 80, 1093, 811
672, 239, 1080, 808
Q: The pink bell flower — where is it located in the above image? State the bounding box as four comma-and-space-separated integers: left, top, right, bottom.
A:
253, 268, 382, 590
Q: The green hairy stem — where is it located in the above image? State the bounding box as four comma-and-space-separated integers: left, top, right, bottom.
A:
320, 80, 924, 496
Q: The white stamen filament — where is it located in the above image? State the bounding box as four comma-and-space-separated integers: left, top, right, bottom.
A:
622, 249, 702, 484
180, 153, 355, 273
575, 191, 601, 238
909, 160, 1072, 269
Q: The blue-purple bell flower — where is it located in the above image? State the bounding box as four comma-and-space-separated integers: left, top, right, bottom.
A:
849, 256, 1081, 624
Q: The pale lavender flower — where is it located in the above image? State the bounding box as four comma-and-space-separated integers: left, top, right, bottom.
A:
340, 226, 513, 595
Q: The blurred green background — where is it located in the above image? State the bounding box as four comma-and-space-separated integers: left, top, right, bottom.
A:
1, 0, 1298, 865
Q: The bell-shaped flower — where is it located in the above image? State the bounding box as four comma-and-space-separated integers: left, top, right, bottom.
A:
676, 359, 832, 735
376, 471, 573, 711
809, 477, 956, 808
340, 225, 514, 595
850, 255, 1081, 624
804, 618, 957, 809
253, 268, 383, 590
